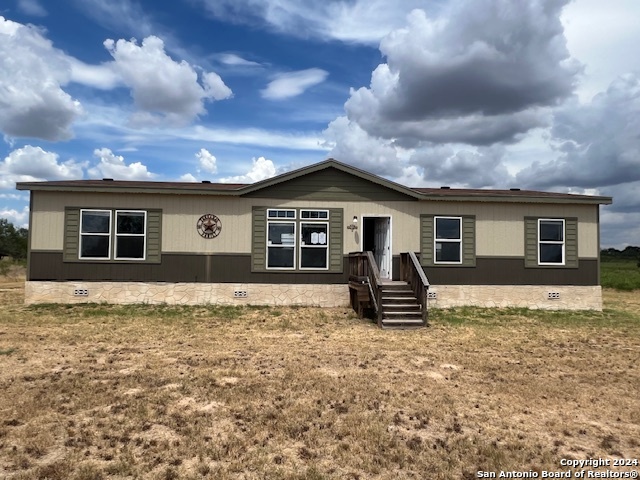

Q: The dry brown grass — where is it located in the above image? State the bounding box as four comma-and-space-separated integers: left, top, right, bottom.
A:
0, 276, 639, 479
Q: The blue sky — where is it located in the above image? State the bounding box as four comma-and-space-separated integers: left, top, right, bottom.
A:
1, 0, 639, 247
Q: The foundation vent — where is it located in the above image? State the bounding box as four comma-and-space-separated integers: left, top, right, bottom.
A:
547, 292, 560, 300
427, 291, 437, 299
74, 289, 88, 296
234, 290, 248, 298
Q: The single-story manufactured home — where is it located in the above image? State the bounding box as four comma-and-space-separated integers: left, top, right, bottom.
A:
17, 159, 612, 325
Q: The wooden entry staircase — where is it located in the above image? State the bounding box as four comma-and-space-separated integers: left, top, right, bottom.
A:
379, 282, 424, 327
349, 251, 430, 329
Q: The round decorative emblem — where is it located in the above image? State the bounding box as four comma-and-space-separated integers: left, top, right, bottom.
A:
197, 214, 222, 239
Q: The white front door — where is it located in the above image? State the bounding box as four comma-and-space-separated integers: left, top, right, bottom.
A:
363, 216, 392, 279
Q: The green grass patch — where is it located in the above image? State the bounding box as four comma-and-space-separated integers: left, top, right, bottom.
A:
430, 304, 639, 329
601, 259, 640, 290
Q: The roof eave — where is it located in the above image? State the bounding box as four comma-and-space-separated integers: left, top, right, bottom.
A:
15, 182, 244, 195
420, 194, 613, 205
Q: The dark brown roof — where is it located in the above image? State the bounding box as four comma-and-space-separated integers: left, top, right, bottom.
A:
17, 179, 249, 190
410, 187, 607, 201
15, 159, 612, 205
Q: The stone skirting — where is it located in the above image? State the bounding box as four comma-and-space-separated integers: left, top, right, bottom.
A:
25, 282, 603, 310
24, 281, 350, 307
427, 285, 603, 310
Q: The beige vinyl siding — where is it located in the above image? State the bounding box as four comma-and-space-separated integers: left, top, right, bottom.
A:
30, 191, 601, 258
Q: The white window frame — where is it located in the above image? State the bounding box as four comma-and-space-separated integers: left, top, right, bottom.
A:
299, 221, 329, 270
79, 209, 112, 260
538, 218, 565, 266
300, 209, 329, 220
267, 220, 297, 270
434, 216, 463, 265
115, 210, 147, 261
267, 209, 296, 219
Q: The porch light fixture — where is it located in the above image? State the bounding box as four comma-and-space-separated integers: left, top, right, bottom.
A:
347, 216, 358, 231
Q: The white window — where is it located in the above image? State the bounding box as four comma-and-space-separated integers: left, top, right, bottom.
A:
434, 216, 462, 264
301, 209, 328, 219
265, 209, 330, 270
300, 222, 328, 269
538, 219, 564, 265
115, 211, 146, 260
80, 209, 112, 259
267, 221, 296, 269
268, 209, 296, 219
79, 209, 147, 261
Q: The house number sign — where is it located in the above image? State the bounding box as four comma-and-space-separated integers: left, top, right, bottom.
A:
197, 214, 222, 238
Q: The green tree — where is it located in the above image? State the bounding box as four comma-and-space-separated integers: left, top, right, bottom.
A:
0, 219, 28, 260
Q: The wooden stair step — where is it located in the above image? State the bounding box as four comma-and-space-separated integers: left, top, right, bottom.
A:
383, 312, 423, 319
381, 318, 425, 327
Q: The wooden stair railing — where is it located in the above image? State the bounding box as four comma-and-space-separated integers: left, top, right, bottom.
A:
348, 252, 383, 326
400, 252, 430, 326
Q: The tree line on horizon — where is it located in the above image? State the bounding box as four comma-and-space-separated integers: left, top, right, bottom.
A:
0, 219, 28, 260
601, 246, 640, 260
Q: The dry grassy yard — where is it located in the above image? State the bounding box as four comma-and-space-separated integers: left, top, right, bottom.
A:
0, 276, 639, 479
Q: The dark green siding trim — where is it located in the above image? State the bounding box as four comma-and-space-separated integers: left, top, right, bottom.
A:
525, 217, 578, 269
63, 207, 162, 264
329, 208, 343, 273
420, 215, 475, 267
29, 252, 350, 283
565, 218, 578, 268
524, 217, 538, 268
422, 257, 598, 286
244, 168, 417, 201
462, 216, 476, 266
29, 252, 598, 285
251, 207, 267, 272
146, 209, 162, 263
420, 215, 434, 267
63, 208, 80, 262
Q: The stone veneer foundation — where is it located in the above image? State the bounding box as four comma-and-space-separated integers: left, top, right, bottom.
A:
25, 282, 603, 311
427, 285, 603, 310
24, 281, 351, 307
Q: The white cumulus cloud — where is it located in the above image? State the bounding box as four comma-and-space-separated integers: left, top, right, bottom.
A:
344, 1, 580, 146
0, 206, 30, 228
219, 157, 277, 183
261, 68, 328, 100
179, 173, 197, 182
0, 16, 83, 141
88, 148, 155, 180
104, 36, 232, 126
196, 148, 217, 174
0, 145, 86, 190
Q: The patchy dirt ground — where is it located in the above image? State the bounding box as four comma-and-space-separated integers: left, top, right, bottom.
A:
0, 277, 639, 479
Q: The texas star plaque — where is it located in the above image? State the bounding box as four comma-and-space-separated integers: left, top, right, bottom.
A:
197, 214, 222, 238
